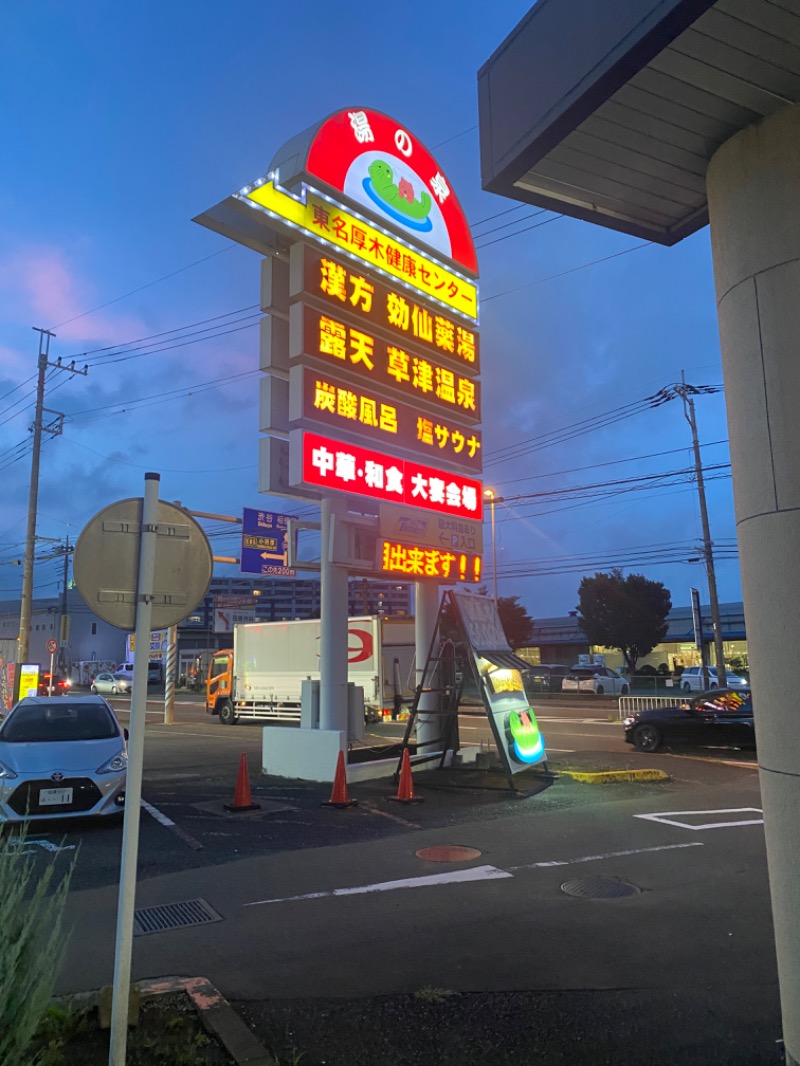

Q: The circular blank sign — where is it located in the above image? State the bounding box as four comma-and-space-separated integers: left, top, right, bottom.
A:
73, 497, 213, 632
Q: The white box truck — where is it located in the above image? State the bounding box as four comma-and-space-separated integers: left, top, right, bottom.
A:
205, 616, 416, 725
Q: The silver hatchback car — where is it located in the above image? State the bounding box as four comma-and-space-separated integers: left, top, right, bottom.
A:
0, 696, 127, 823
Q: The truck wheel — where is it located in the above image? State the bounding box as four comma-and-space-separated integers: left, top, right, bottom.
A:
218, 700, 237, 725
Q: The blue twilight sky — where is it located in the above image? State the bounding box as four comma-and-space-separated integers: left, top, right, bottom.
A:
0, 1, 739, 618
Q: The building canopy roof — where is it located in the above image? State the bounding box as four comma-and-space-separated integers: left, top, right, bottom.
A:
479, 0, 800, 244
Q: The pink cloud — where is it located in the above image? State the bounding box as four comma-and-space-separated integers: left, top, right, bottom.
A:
0, 244, 147, 346
0, 242, 255, 385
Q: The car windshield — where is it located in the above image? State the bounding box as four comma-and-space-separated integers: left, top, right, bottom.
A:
1, 701, 118, 742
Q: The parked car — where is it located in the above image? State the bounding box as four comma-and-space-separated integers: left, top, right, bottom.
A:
524, 664, 570, 692
562, 666, 630, 695
0, 695, 127, 823
623, 688, 754, 753
90, 672, 131, 695
679, 666, 749, 692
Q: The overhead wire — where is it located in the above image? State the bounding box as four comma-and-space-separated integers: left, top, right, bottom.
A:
495, 439, 729, 487
50, 246, 236, 329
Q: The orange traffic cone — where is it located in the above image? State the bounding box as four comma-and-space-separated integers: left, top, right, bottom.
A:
321, 751, 357, 809
388, 748, 423, 804
224, 753, 261, 812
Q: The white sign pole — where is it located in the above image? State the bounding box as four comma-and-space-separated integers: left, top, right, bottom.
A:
164, 624, 177, 725
109, 473, 160, 1066
48, 650, 54, 695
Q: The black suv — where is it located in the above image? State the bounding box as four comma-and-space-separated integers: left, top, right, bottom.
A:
524, 664, 570, 692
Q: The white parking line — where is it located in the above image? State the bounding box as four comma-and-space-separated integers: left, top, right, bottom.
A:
148, 729, 252, 740
245, 865, 513, 906
141, 798, 204, 849
536, 717, 617, 725
243, 841, 704, 907
508, 841, 703, 871
635, 808, 764, 831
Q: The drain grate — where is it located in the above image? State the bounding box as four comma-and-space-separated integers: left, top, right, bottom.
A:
133, 898, 223, 936
560, 876, 640, 900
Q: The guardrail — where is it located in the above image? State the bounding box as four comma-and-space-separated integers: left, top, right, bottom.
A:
617, 694, 682, 720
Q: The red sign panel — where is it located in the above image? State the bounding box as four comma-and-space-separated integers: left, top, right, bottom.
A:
293, 366, 481, 472
378, 540, 482, 583
291, 302, 480, 424
298, 431, 483, 520
291, 244, 480, 374
305, 109, 478, 276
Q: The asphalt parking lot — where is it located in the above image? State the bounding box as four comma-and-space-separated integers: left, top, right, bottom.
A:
6, 693, 779, 1062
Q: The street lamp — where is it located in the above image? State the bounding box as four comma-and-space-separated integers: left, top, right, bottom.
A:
483, 489, 504, 602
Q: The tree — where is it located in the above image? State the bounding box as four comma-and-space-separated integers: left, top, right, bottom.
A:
439, 588, 534, 650
497, 594, 535, 650
577, 569, 671, 673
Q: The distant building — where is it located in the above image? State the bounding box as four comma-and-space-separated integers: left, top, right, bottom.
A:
517, 602, 748, 673
0, 576, 412, 681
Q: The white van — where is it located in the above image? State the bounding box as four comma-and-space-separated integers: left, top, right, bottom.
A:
116, 662, 164, 686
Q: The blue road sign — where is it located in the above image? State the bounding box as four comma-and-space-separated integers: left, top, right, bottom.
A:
240, 509, 296, 577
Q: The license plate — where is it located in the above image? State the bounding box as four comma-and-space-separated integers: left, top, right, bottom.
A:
39, 787, 73, 806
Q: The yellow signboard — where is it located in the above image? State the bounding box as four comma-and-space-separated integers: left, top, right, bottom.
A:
243, 182, 478, 321
19, 664, 40, 699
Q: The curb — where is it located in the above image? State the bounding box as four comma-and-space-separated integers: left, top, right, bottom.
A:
60, 976, 276, 1066
559, 769, 670, 784
139, 977, 276, 1066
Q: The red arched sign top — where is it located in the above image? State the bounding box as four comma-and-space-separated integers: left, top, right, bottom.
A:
305, 109, 478, 277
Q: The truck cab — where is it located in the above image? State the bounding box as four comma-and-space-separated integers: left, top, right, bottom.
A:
206, 650, 234, 723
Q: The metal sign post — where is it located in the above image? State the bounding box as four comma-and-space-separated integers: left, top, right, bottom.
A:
46, 638, 57, 694
108, 473, 159, 1066
72, 479, 213, 1066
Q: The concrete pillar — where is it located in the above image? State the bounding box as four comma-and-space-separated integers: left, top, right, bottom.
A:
415, 581, 441, 754
319, 497, 349, 732
707, 101, 800, 1066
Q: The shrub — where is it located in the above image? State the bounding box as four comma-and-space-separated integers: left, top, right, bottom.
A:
0, 825, 76, 1066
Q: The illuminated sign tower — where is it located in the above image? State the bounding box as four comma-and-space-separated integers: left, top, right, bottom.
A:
195, 107, 483, 584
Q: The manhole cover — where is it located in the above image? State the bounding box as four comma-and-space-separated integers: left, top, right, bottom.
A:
133, 898, 223, 936
560, 876, 640, 900
415, 845, 482, 862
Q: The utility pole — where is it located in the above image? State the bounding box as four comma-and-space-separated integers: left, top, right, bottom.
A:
17, 328, 54, 670
16, 328, 88, 684
675, 375, 727, 686
59, 536, 72, 674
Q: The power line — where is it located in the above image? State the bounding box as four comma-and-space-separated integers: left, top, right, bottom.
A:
67, 368, 259, 423
494, 439, 729, 488
61, 436, 256, 474
485, 390, 672, 465
502, 463, 732, 506
49, 246, 235, 329
61, 305, 260, 362
483, 242, 652, 303
470, 203, 530, 230
475, 213, 561, 250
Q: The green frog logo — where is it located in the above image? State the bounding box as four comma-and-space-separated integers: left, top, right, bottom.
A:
506, 708, 545, 765
363, 159, 433, 232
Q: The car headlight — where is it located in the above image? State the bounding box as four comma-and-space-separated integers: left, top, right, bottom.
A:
622, 717, 636, 727
96, 749, 128, 774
